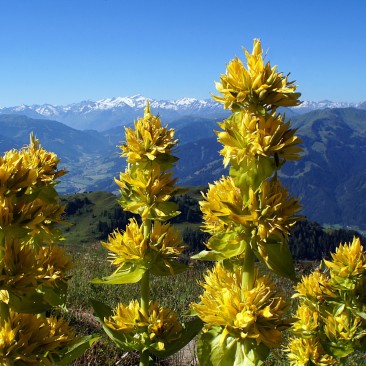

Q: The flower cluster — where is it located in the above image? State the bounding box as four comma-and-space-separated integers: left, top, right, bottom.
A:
191, 39, 302, 364
0, 135, 66, 245
0, 310, 75, 365
0, 239, 72, 298
0, 136, 93, 364
120, 106, 177, 167
104, 300, 183, 353
93, 102, 201, 363
287, 237, 366, 364
102, 218, 186, 278
213, 39, 301, 113
191, 264, 289, 349
217, 111, 303, 173
198, 176, 301, 269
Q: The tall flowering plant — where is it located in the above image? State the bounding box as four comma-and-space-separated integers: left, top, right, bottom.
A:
287, 237, 366, 365
91, 102, 202, 366
0, 135, 95, 365
190, 39, 303, 365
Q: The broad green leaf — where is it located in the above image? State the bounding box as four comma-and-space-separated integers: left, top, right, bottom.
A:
192, 230, 248, 261
150, 259, 188, 276
91, 263, 147, 284
197, 327, 237, 366
197, 328, 269, 366
322, 340, 354, 359
53, 335, 99, 366
207, 232, 247, 259
9, 283, 67, 313
191, 250, 227, 261
9, 291, 51, 313
150, 317, 204, 358
41, 282, 68, 307
253, 239, 296, 281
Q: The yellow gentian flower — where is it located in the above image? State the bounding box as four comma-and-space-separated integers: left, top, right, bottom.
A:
213, 39, 301, 113
191, 263, 289, 349
120, 101, 178, 167
105, 300, 183, 351
287, 337, 337, 365
0, 310, 76, 365
217, 111, 302, 168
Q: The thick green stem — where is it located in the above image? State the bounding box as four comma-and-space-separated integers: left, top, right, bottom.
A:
0, 301, 9, 325
140, 220, 151, 366
242, 241, 256, 292
140, 270, 150, 318
0, 246, 9, 325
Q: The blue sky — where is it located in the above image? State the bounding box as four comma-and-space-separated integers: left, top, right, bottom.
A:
0, 0, 365, 106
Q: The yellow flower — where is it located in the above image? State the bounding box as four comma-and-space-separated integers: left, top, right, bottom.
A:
115, 164, 184, 220
201, 176, 300, 243
103, 218, 147, 265
213, 39, 301, 113
191, 263, 289, 349
20, 134, 66, 185
0, 239, 72, 297
250, 178, 302, 248
293, 270, 336, 303
287, 337, 337, 365
200, 176, 251, 234
323, 310, 365, 343
103, 219, 185, 276
324, 237, 366, 290
292, 303, 319, 338
120, 102, 178, 167
217, 111, 302, 168
0, 135, 66, 245
0, 310, 76, 365
105, 300, 183, 351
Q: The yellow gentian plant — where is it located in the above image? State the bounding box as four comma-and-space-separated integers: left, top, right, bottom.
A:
0, 135, 96, 365
287, 237, 366, 365
91, 102, 202, 365
191, 39, 303, 365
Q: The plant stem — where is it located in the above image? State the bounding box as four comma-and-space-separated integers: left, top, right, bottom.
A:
0, 301, 9, 326
140, 220, 151, 366
242, 241, 256, 292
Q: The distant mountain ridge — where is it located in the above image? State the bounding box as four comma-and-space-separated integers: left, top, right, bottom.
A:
1, 95, 365, 131
0, 95, 228, 131
2, 106, 366, 230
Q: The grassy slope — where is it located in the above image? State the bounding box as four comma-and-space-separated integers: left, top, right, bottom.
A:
60, 190, 120, 248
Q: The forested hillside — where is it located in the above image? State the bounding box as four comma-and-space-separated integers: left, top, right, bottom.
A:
60, 190, 365, 260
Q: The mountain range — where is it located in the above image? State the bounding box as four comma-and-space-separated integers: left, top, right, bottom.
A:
1, 100, 366, 231
1, 95, 366, 131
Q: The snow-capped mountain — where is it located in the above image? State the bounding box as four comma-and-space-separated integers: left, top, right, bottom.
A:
293, 100, 365, 114
0, 95, 227, 131
0, 95, 365, 131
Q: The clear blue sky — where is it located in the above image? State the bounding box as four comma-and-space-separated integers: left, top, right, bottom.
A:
0, 0, 365, 107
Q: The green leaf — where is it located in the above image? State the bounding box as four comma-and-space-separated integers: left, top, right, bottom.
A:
192, 231, 248, 261
53, 335, 99, 366
150, 259, 188, 276
91, 263, 146, 284
207, 232, 247, 259
197, 328, 269, 366
9, 291, 51, 313
191, 250, 227, 261
41, 282, 68, 307
197, 327, 237, 366
8, 282, 67, 313
322, 340, 354, 359
150, 317, 204, 358
253, 239, 296, 281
